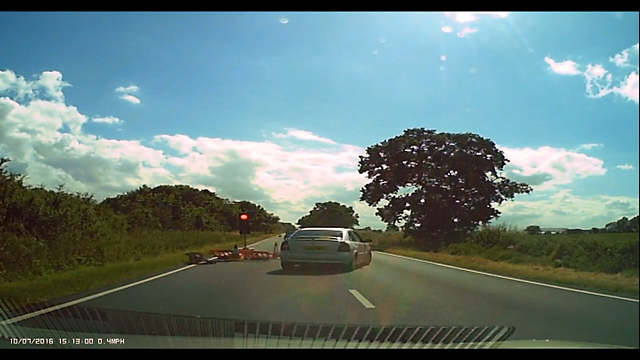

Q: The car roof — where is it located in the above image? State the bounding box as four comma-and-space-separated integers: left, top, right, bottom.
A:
295, 227, 350, 231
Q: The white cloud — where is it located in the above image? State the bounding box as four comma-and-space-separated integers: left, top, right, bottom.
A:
0, 70, 30, 96
584, 64, 607, 79
499, 145, 607, 191
444, 12, 508, 24
544, 57, 582, 76
0, 71, 169, 201
441, 12, 506, 39
495, 190, 639, 229
614, 72, 639, 103
616, 164, 634, 170
153, 134, 196, 154
584, 65, 638, 104
547, 43, 639, 104
119, 94, 141, 104
610, 43, 639, 68
93, 116, 123, 124
457, 27, 478, 38
0, 69, 70, 102
115, 85, 140, 94
576, 143, 603, 151
115, 84, 141, 104
441, 26, 453, 33
272, 128, 337, 144
584, 64, 614, 99
32, 71, 71, 103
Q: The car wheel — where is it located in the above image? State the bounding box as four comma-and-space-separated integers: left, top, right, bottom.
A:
343, 256, 355, 273
365, 251, 372, 266
281, 262, 294, 272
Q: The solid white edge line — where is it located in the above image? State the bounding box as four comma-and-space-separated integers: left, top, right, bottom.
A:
374, 251, 639, 303
349, 289, 375, 309
0, 236, 277, 326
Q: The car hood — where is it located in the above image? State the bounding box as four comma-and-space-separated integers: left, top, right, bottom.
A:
1, 330, 629, 348
495, 339, 629, 349
0, 304, 632, 349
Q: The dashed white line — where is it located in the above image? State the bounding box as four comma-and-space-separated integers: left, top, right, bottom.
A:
0, 236, 276, 326
349, 289, 375, 308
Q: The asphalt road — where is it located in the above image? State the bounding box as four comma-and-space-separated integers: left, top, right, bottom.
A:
3, 235, 639, 348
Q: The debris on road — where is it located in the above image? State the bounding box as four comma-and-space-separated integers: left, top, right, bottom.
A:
186, 248, 276, 265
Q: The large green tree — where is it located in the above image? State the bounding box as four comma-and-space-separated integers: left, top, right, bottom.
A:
357, 128, 533, 248
297, 201, 360, 228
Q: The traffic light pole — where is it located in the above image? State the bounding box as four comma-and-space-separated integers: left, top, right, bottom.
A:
239, 213, 250, 249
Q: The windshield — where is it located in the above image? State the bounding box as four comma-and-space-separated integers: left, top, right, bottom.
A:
0, 12, 638, 349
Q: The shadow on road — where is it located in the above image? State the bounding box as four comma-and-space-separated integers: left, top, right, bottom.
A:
267, 265, 348, 276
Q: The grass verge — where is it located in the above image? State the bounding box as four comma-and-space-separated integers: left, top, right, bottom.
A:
0, 233, 274, 306
382, 247, 639, 298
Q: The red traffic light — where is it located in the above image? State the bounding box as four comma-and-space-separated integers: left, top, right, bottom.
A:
240, 214, 249, 220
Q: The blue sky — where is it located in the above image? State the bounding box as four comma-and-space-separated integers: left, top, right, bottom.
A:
0, 12, 638, 229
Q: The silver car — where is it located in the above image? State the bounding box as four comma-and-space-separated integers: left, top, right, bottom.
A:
279, 227, 372, 272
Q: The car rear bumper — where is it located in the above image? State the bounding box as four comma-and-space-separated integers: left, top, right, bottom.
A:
279, 252, 352, 264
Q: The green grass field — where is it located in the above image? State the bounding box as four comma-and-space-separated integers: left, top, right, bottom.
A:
356, 226, 639, 297
0, 232, 274, 305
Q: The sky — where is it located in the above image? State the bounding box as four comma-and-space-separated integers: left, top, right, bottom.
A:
0, 12, 638, 230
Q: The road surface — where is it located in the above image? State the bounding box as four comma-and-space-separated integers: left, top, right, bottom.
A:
2, 235, 638, 347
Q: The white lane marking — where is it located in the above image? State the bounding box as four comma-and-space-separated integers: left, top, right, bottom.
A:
0, 265, 195, 326
375, 251, 639, 303
0, 236, 278, 326
349, 289, 375, 308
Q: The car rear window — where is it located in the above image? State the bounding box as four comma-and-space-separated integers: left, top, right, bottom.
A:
290, 230, 343, 240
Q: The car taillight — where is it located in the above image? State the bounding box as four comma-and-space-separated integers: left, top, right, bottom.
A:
337, 242, 350, 252
280, 241, 289, 251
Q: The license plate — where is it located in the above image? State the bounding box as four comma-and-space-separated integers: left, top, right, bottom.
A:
303, 246, 325, 251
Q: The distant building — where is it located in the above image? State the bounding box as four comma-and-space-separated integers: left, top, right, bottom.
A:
540, 228, 568, 235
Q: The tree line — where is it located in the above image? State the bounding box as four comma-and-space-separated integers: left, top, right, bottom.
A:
100, 184, 283, 233
0, 157, 284, 281
525, 215, 640, 235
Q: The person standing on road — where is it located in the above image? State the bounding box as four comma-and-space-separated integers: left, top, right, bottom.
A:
232, 244, 239, 258
273, 242, 279, 258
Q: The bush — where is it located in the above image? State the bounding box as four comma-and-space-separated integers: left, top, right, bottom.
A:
445, 242, 485, 256
355, 229, 411, 250
514, 236, 557, 258
556, 236, 639, 274
469, 224, 522, 249
437, 225, 638, 276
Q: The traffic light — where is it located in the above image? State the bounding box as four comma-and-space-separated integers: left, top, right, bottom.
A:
239, 213, 251, 235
